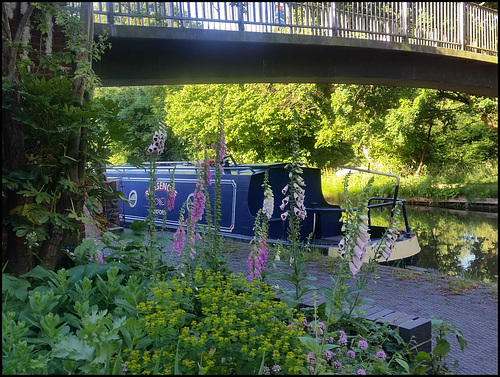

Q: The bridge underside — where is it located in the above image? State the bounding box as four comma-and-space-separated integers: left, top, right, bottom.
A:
93, 25, 498, 97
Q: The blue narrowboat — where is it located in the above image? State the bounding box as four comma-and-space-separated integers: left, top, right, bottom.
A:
103, 157, 420, 262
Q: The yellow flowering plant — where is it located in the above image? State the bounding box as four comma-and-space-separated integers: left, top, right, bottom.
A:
122, 268, 308, 375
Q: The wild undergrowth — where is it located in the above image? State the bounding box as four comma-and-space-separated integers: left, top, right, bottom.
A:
3, 121, 468, 375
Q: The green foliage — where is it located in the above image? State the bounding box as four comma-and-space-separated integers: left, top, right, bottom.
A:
97, 82, 497, 181
426, 315, 468, 374
94, 86, 186, 164
2, 72, 127, 251
2, 263, 147, 375
322, 161, 497, 206
163, 83, 353, 166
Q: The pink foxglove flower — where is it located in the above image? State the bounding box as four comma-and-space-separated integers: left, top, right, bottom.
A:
173, 225, 186, 256
89, 250, 104, 263
190, 175, 205, 222
167, 188, 177, 212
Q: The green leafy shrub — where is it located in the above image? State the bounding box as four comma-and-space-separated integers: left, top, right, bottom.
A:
2, 263, 150, 374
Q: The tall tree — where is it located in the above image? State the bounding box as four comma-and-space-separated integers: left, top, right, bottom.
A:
163, 83, 353, 167
316, 85, 497, 175
2, 3, 117, 275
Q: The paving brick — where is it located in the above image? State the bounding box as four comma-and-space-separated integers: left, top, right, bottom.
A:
379, 311, 409, 323
364, 308, 395, 321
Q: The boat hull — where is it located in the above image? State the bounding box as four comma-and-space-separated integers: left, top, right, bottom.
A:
103, 162, 420, 262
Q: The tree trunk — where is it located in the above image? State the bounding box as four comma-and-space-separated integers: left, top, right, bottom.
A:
35, 2, 94, 270
2, 3, 35, 275
481, 113, 498, 133
415, 123, 433, 176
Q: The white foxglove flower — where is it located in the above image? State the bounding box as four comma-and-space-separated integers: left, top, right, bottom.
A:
147, 130, 166, 155
359, 221, 369, 233
293, 183, 305, 195
262, 196, 274, 219
349, 261, 359, 275
353, 245, 365, 259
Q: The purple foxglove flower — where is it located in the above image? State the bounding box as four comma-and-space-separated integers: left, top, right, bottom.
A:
173, 226, 186, 256
358, 231, 370, 243
356, 237, 367, 250
167, 189, 177, 211
359, 222, 369, 233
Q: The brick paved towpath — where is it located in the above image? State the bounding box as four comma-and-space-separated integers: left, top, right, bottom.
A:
222, 243, 498, 375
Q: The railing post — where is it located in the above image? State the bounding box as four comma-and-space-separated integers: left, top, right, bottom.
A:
166, 2, 174, 28
402, 2, 408, 43
237, 2, 244, 31
460, 2, 467, 50
331, 2, 338, 37
106, 2, 114, 25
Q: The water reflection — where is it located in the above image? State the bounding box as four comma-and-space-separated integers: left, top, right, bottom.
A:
405, 206, 498, 283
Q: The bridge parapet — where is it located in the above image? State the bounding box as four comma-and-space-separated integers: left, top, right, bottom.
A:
87, 2, 498, 58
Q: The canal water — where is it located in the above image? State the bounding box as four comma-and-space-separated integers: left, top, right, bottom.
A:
398, 206, 498, 284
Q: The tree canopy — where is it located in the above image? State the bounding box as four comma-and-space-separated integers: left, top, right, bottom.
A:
101, 83, 496, 176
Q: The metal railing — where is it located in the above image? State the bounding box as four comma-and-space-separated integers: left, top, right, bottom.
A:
87, 2, 498, 57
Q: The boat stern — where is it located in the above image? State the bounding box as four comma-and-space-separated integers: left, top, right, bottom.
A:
327, 234, 421, 263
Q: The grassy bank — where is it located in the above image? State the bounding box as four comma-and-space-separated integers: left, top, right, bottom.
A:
321, 162, 498, 204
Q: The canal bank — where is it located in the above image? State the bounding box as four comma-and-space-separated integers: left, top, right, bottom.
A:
405, 196, 498, 212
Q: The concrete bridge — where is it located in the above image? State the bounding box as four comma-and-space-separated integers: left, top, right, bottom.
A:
90, 2, 498, 97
